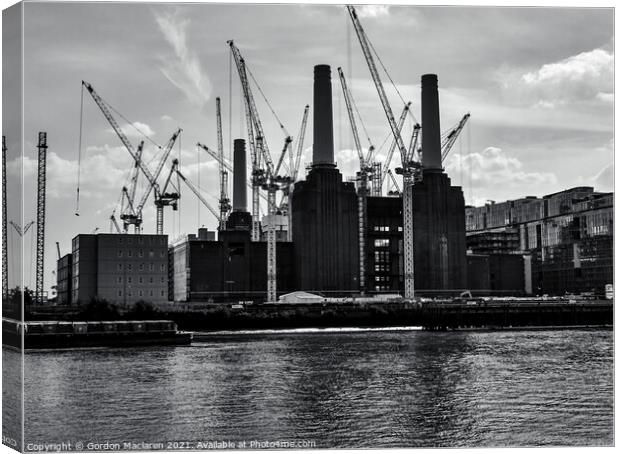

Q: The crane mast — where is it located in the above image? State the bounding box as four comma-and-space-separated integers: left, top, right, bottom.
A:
216, 97, 231, 230
347, 4, 418, 299
2, 136, 7, 301
35, 132, 47, 305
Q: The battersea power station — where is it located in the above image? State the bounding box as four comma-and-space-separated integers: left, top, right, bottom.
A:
172, 66, 467, 303
59, 62, 611, 307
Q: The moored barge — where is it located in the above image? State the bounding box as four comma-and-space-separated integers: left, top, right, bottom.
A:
2, 319, 192, 349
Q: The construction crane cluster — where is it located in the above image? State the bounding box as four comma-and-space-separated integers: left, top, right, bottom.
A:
64, 5, 470, 305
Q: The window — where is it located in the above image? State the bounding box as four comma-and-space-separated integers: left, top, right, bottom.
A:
118, 250, 123, 258
139, 277, 143, 284
149, 290, 153, 297
374, 239, 390, 248
117, 264, 122, 271
127, 264, 132, 272
117, 276, 122, 284
138, 249, 143, 258
139, 263, 144, 271
160, 251, 165, 257
139, 290, 143, 297
128, 250, 133, 258
161, 290, 165, 297
149, 277, 154, 284
138, 237, 144, 245
398, 226, 403, 232
118, 237, 123, 244
149, 250, 154, 258
160, 264, 165, 272
128, 277, 132, 284
161, 238, 166, 244
128, 291, 132, 297
128, 237, 133, 245
160, 276, 165, 283
118, 290, 122, 297
149, 263, 154, 271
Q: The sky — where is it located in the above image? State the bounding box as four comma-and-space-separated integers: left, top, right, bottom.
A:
1, 1, 614, 294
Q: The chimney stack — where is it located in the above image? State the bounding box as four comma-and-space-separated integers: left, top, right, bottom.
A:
312, 64, 335, 167
233, 139, 247, 212
421, 74, 442, 171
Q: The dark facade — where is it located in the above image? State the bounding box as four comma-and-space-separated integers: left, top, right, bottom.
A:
366, 196, 403, 292
71, 233, 169, 305
170, 229, 295, 302
467, 228, 520, 255
410, 170, 467, 292
290, 64, 359, 294
292, 167, 358, 293
56, 253, 72, 306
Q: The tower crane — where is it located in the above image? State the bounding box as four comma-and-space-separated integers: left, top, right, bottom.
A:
82, 81, 181, 234
138, 128, 182, 235
113, 140, 144, 233
441, 113, 470, 163
228, 40, 292, 303
216, 97, 231, 230
229, 41, 274, 242
347, 5, 421, 299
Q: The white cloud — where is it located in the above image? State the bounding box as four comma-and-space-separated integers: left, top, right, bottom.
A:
161, 114, 174, 121
357, 5, 390, 18
445, 146, 557, 196
153, 9, 212, 109
517, 48, 613, 107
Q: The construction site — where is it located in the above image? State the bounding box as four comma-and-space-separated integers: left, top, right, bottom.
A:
2, 5, 613, 311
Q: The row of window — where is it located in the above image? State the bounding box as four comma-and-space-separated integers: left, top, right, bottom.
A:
117, 276, 165, 284
374, 239, 390, 248
117, 289, 165, 298
374, 264, 390, 272
117, 249, 165, 258
116, 263, 166, 272
118, 237, 166, 245
375, 276, 390, 283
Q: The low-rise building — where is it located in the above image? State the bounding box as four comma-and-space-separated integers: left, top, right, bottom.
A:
71, 233, 169, 306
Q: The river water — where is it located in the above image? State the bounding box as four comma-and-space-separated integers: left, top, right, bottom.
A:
3, 328, 614, 449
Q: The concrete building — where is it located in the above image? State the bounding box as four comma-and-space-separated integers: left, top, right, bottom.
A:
291, 64, 359, 294
71, 233, 169, 305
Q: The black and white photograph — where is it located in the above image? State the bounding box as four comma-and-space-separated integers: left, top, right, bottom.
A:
1, 0, 615, 451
